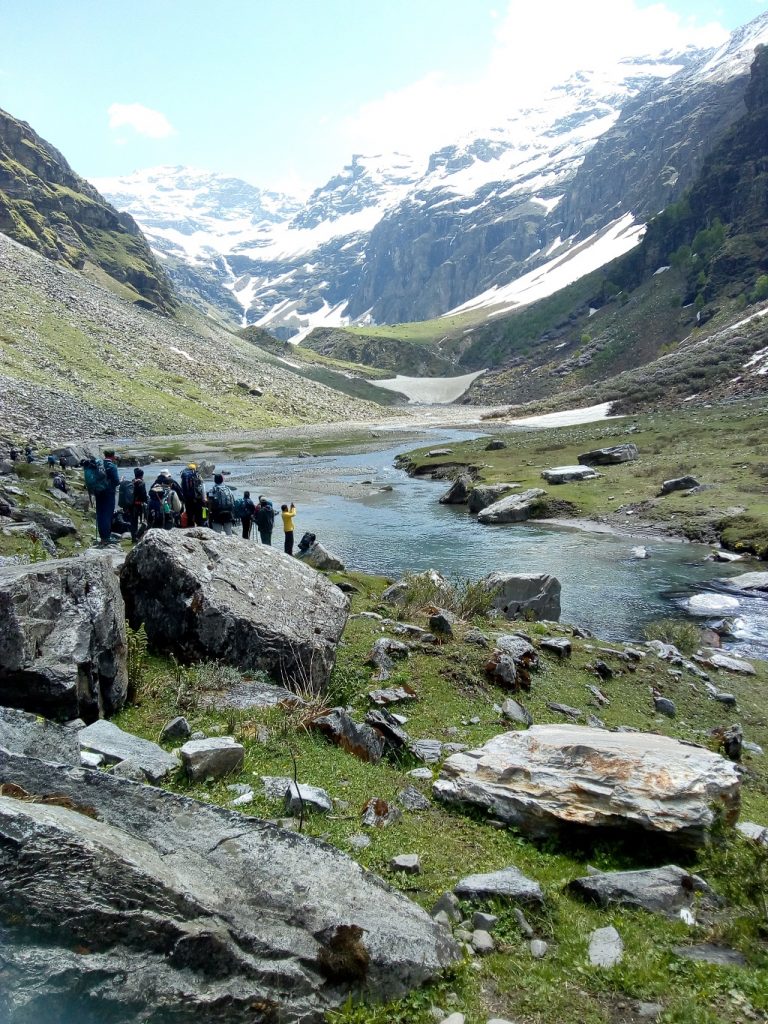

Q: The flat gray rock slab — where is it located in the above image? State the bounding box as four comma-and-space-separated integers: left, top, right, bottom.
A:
718, 571, 768, 593
411, 739, 443, 763
707, 653, 756, 675
261, 775, 293, 800
434, 725, 740, 846
200, 679, 302, 711
120, 530, 349, 692
79, 720, 177, 783
541, 465, 599, 484
0, 748, 459, 1022
673, 944, 746, 967
589, 926, 624, 967
180, 736, 244, 782
568, 865, 714, 917
454, 867, 543, 906
578, 444, 638, 466
736, 821, 768, 845
0, 706, 80, 765
390, 854, 421, 874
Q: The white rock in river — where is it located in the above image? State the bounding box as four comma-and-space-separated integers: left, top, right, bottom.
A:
683, 593, 740, 615
433, 725, 740, 847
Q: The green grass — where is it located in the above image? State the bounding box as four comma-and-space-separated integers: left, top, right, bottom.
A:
400, 399, 768, 554
114, 568, 768, 1024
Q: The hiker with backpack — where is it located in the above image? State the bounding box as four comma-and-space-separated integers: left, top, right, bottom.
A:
180, 463, 206, 526
240, 490, 257, 540
128, 468, 148, 542
208, 473, 235, 535
152, 471, 184, 522
255, 495, 276, 546
281, 503, 297, 555
83, 448, 121, 546
146, 483, 174, 531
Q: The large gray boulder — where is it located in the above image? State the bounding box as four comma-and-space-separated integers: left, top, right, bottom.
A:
0, 706, 80, 765
477, 488, 547, 524
0, 749, 458, 1023
433, 725, 740, 847
48, 444, 97, 468
577, 444, 638, 466
0, 553, 128, 722
482, 572, 561, 621
467, 483, 519, 514
439, 474, 473, 505
659, 475, 700, 495
718, 571, 768, 594
120, 530, 348, 693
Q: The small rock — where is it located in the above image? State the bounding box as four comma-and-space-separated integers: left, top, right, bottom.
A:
513, 908, 534, 938
594, 659, 614, 680
431, 891, 462, 923
455, 867, 543, 906
390, 854, 421, 874
160, 716, 191, 742
440, 1014, 465, 1024
261, 775, 292, 800
672, 943, 746, 967
226, 783, 252, 796
547, 702, 582, 720
636, 1003, 663, 1020
80, 750, 104, 768
588, 925, 624, 967
398, 786, 431, 811
361, 797, 402, 827
472, 912, 498, 931
285, 783, 332, 814
530, 939, 549, 958
501, 698, 533, 726
464, 628, 489, 647
736, 821, 768, 845
653, 695, 676, 718
540, 637, 572, 657
429, 609, 456, 637
180, 736, 244, 782
471, 930, 494, 954
744, 741, 764, 756
411, 739, 443, 763
232, 792, 253, 806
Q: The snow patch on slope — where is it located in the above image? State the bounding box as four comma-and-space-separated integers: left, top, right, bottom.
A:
370, 370, 486, 404
446, 214, 644, 316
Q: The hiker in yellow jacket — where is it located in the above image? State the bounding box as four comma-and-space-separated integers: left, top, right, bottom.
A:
281, 503, 296, 555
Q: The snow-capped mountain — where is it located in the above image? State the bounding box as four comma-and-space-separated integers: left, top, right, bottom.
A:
94, 11, 768, 339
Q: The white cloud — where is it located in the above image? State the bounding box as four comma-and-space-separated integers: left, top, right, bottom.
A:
107, 102, 175, 139
338, 0, 728, 159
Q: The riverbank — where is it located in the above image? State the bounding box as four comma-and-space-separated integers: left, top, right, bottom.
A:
398, 398, 768, 558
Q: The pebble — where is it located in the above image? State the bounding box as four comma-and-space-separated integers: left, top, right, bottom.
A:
231, 792, 253, 806
407, 767, 434, 780
530, 939, 549, 958
513, 908, 534, 938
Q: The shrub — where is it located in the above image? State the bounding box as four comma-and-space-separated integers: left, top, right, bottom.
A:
643, 618, 701, 655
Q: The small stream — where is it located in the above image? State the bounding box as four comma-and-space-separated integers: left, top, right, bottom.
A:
161, 428, 767, 659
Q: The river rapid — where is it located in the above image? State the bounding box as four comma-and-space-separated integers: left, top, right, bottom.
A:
160, 426, 767, 660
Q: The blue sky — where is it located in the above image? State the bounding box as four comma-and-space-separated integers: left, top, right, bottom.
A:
1, 0, 765, 193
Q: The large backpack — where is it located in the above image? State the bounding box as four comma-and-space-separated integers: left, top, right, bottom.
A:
118, 478, 135, 510
180, 468, 204, 502
208, 484, 234, 515
83, 458, 109, 495
232, 497, 246, 521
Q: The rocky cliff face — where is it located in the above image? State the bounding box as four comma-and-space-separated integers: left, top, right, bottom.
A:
0, 108, 176, 314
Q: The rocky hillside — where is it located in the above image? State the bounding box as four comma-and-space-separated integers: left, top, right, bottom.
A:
461, 45, 768, 412
0, 107, 176, 314
96, 13, 768, 338
0, 232, 388, 442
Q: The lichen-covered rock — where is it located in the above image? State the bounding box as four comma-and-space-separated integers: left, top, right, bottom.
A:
0, 553, 127, 722
439, 474, 473, 505
0, 749, 459, 1023
568, 865, 716, 918
79, 719, 178, 783
433, 725, 740, 846
120, 530, 348, 693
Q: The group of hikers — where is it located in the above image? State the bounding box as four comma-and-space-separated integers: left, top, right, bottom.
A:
80, 449, 299, 554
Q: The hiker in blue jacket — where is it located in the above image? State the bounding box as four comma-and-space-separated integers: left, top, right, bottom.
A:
83, 448, 121, 546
